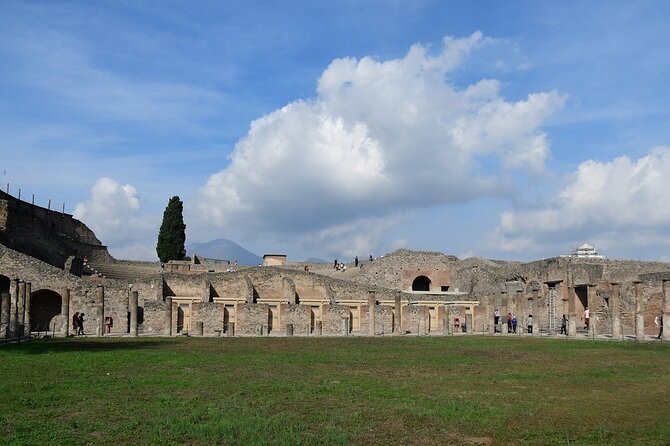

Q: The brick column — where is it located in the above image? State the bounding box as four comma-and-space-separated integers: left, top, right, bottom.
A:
662, 280, 670, 341
368, 291, 376, 336
164, 297, 173, 336
9, 278, 19, 337
1, 292, 10, 339
96, 285, 104, 337
634, 281, 645, 341
24, 282, 31, 337
531, 292, 539, 336
61, 289, 71, 336
567, 284, 577, 337
129, 291, 139, 337
394, 291, 402, 335
17, 281, 26, 337
610, 283, 621, 339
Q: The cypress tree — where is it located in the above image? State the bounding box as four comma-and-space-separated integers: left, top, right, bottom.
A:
156, 196, 186, 263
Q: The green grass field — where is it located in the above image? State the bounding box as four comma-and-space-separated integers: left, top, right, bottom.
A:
1, 336, 669, 445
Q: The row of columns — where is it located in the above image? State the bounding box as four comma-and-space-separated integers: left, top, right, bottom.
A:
1, 283, 145, 339
1, 279, 31, 339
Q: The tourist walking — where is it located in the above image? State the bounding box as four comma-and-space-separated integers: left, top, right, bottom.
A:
354, 256, 359, 267
494, 309, 500, 332
511, 315, 518, 333
582, 307, 590, 330
507, 312, 513, 333
560, 314, 568, 335
655, 313, 663, 339
78, 313, 85, 335
72, 312, 80, 335
527, 314, 533, 334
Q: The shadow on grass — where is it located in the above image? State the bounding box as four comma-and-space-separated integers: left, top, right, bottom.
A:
1, 337, 179, 354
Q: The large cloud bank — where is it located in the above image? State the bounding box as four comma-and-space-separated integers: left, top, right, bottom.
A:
495, 147, 670, 258
195, 33, 564, 255
74, 178, 158, 259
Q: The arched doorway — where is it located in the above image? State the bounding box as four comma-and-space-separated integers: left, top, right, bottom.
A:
412, 276, 431, 292
0, 275, 10, 294
30, 289, 62, 332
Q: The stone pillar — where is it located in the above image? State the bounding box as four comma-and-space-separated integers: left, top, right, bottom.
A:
487, 295, 495, 335
17, 281, 26, 337
501, 292, 508, 333
315, 320, 322, 336
342, 317, 349, 336
286, 323, 293, 336
444, 316, 452, 335
368, 291, 376, 336
1, 292, 10, 339
227, 322, 235, 337
96, 285, 104, 337
129, 290, 139, 337
61, 289, 71, 337
634, 281, 645, 341
663, 280, 670, 341
610, 283, 622, 339
394, 292, 402, 335
531, 292, 539, 336
9, 278, 19, 337
567, 285, 577, 337
25, 282, 31, 336
164, 297, 173, 336
588, 284, 597, 338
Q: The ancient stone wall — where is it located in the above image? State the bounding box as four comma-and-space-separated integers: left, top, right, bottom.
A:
280, 303, 311, 335
321, 304, 349, 335
236, 303, 269, 335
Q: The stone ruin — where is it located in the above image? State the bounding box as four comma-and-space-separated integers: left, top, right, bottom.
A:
1, 189, 669, 341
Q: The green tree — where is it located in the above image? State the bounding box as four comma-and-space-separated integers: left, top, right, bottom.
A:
156, 196, 186, 263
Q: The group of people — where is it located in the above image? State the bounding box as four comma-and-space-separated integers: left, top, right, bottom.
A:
333, 255, 373, 271
72, 312, 85, 335
493, 309, 532, 334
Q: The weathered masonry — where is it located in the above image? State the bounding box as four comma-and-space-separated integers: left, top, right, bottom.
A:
1, 189, 669, 340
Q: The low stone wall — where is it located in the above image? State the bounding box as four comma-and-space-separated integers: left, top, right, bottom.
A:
236, 303, 269, 335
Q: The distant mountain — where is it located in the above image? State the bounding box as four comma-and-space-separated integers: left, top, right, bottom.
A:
187, 239, 262, 266
304, 257, 327, 264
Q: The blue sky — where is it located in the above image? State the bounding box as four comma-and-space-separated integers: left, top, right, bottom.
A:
2, 0, 670, 262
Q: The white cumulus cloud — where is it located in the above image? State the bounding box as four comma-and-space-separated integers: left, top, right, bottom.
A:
493, 147, 670, 258
194, 33, 564, 256
74, 178, 158, 260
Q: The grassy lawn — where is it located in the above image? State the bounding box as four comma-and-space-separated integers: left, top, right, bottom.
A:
1, 336, 669, 445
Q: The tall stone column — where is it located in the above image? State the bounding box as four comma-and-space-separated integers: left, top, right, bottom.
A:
1, 292, 10, 339
487, 294, 495, 335
501, 291, 509, 333
531, 292, 539, 336
96, 285, 105, 337
9, 278, 19, 337
368, 291, 376, 336
129, 291, 139, 337
588, 284, 597, 338
662, 280, 670, 341
634, 281, 645, 341
164, 297, 173, 336
17, 281, 26, 337
61, 289, 71, 336
25, 282, 31, 337
610, 283, 621, 339
568, 285, 577, 337
394, 291, 401, 335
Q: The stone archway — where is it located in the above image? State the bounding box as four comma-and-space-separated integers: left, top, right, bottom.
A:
412, 276, 431, 292
30, 289, 62, 332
